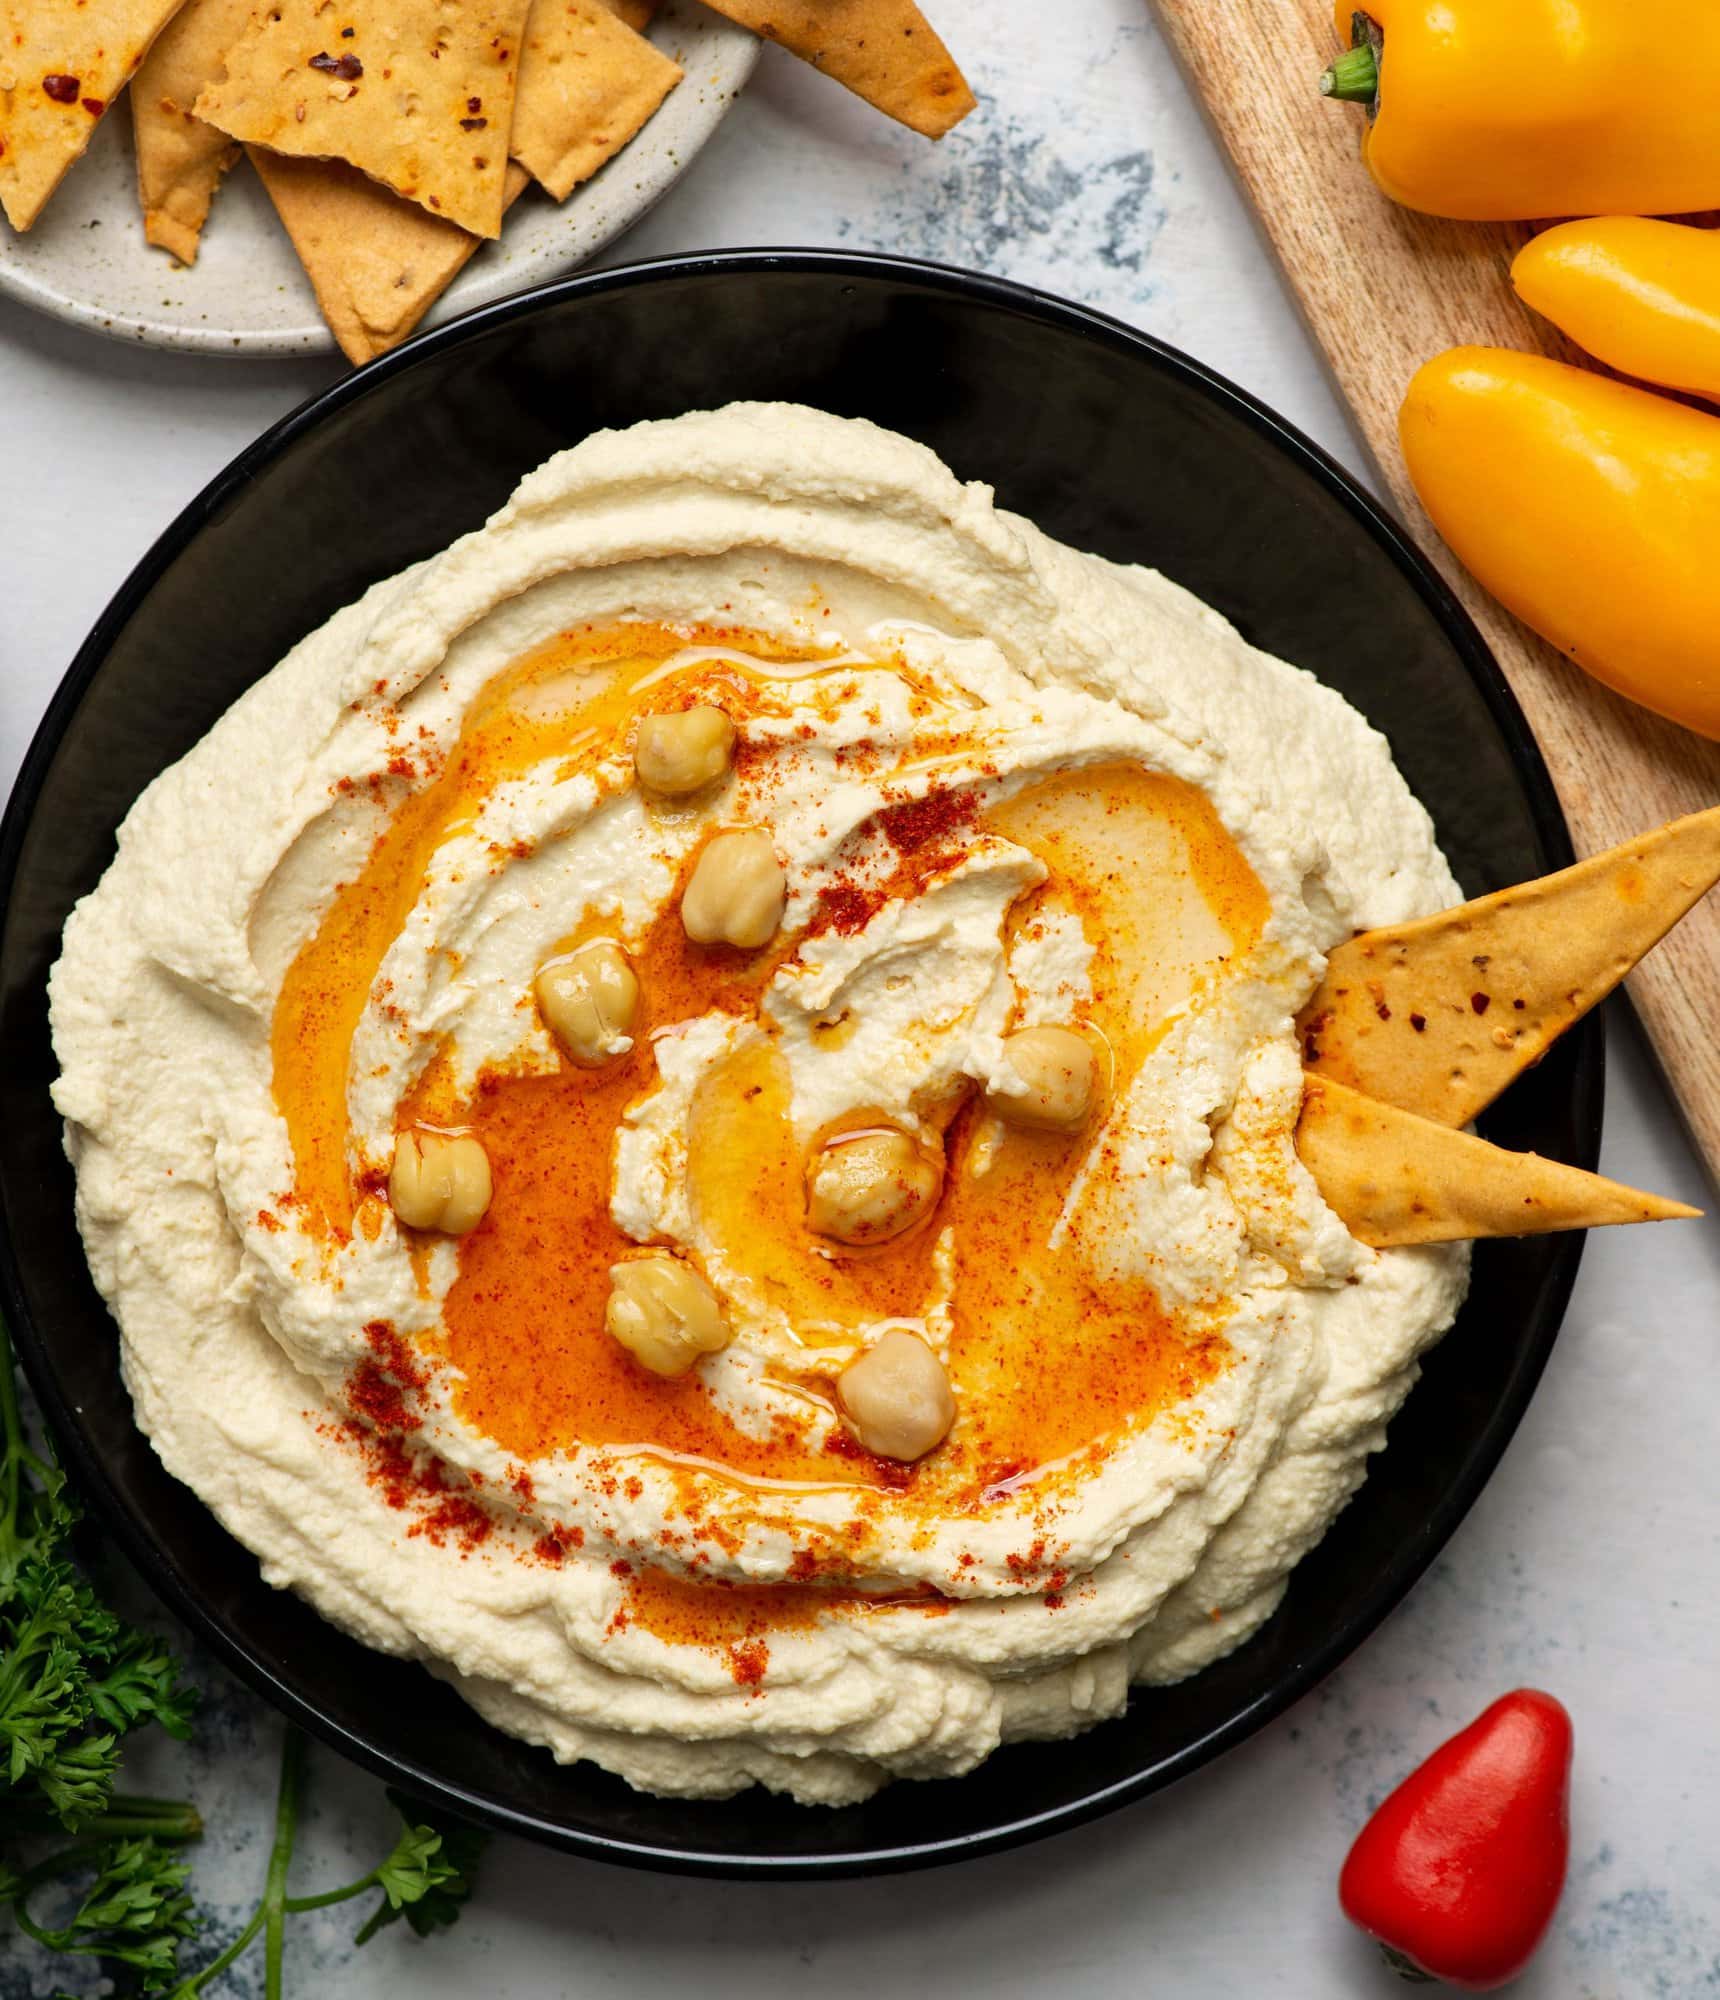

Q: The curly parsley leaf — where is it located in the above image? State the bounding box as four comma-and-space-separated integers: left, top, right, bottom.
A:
1, 1307, 206, 1995
0, 1313, 485, 1996
353, 1795, 485, 1945
0, 1553, 196, 1835
11, 1835, 200, 1990
87, 1627, 198, 1741
0, 1407, 75, 1603
0, 1304, 200, 1852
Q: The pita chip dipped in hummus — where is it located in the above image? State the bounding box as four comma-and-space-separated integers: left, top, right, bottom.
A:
48, 405, 1695, 1807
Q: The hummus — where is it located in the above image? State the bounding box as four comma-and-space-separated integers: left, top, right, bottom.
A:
50, 403, 1468, 1805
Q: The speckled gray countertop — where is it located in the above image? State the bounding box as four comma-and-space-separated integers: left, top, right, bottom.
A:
4, 4, 1720, 1993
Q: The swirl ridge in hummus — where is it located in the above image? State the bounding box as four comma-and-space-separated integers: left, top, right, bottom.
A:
50, 404, 1468, 1805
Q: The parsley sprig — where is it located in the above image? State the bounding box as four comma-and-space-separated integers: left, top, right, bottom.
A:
0, 1311, 485, 1992
162, 1737, 483, 1999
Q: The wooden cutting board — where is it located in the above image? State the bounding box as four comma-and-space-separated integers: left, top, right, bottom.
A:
1152, 0, 1720, 1187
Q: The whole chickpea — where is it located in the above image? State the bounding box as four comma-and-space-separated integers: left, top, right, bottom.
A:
389, 1128, 492, 1236
536, 939, 639, 1067
838, 1326, 956, 1462
985, 1025, 1099, 1134
806, 1127, 943, 1247
681, 829, 786, 950
606, 1253, 732, 1378
634, 706, 736, 798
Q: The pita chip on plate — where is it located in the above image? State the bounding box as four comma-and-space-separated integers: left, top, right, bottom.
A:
197, 0, 532, 238
132, 0, 254, 263
250, 0, 669, 364
1296, 1076, 1699, 1249
511, 0, 680, 202
250, 145, 528, 364
1300, 804, 1720, 1129
699, 0, 973, 138
0, 0, 188, 231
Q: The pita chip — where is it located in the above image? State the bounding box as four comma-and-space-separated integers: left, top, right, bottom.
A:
0, 0, 188, 231
132, 0, 254, 263
700, 0, 972, 138
1300, 805, 1720, 1129
511, 0, 680, 202
603, 0, 657, 30
250, 146, 528, 364
197, 0, 531, 238
1297, 1075, 1698, 1249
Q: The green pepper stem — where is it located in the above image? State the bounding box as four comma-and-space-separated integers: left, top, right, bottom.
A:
1320, 40, 1379, 102
1378, 1942, 1439, 1984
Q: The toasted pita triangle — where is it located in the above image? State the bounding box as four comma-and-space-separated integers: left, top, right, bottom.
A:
700, 0, 973, 138
1300, 805, 1720, 1128
512, 0, 680, 202
132, 0, 253, 262
250, 146, 528, 364
1297, 1075, 1698, 1248
197, 0, 531, 238
0, 0, 188, 231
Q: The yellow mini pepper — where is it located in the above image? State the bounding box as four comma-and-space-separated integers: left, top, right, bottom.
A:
1400, 349, 1720, 740
1513, 218, 1720, 404
1324, 3, 1720, 222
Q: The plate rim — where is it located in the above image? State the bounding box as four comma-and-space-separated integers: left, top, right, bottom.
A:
0, 248, 1600, 1875
0, 2, 759, 359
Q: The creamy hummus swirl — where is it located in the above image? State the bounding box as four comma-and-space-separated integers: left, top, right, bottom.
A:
51, 404, 1468, 1803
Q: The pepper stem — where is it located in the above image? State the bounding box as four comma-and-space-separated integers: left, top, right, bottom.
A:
1320, 40, 1379, 102
1378, 1942, 1439, 1984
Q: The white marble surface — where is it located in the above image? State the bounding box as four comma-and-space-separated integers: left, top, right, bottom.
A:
4, 4, 1719, 1994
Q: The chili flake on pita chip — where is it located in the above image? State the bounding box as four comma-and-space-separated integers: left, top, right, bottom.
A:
132, 0, 254, 263
1300, 804, 1720, 1129
197, 0, 531, 238
700, 0, 972, 138
0, 0, 188, 231
511, 0, 680, 202
249, 144, 528, 363
1296, 1075, 1698, 1248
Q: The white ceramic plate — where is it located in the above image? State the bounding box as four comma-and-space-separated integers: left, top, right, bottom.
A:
0, 0, 756, 358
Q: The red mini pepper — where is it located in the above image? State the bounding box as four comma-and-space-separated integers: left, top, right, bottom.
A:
1339, 1690, 1572, 1990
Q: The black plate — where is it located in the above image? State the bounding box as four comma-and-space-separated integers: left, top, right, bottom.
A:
0, 251, 1597, 1876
